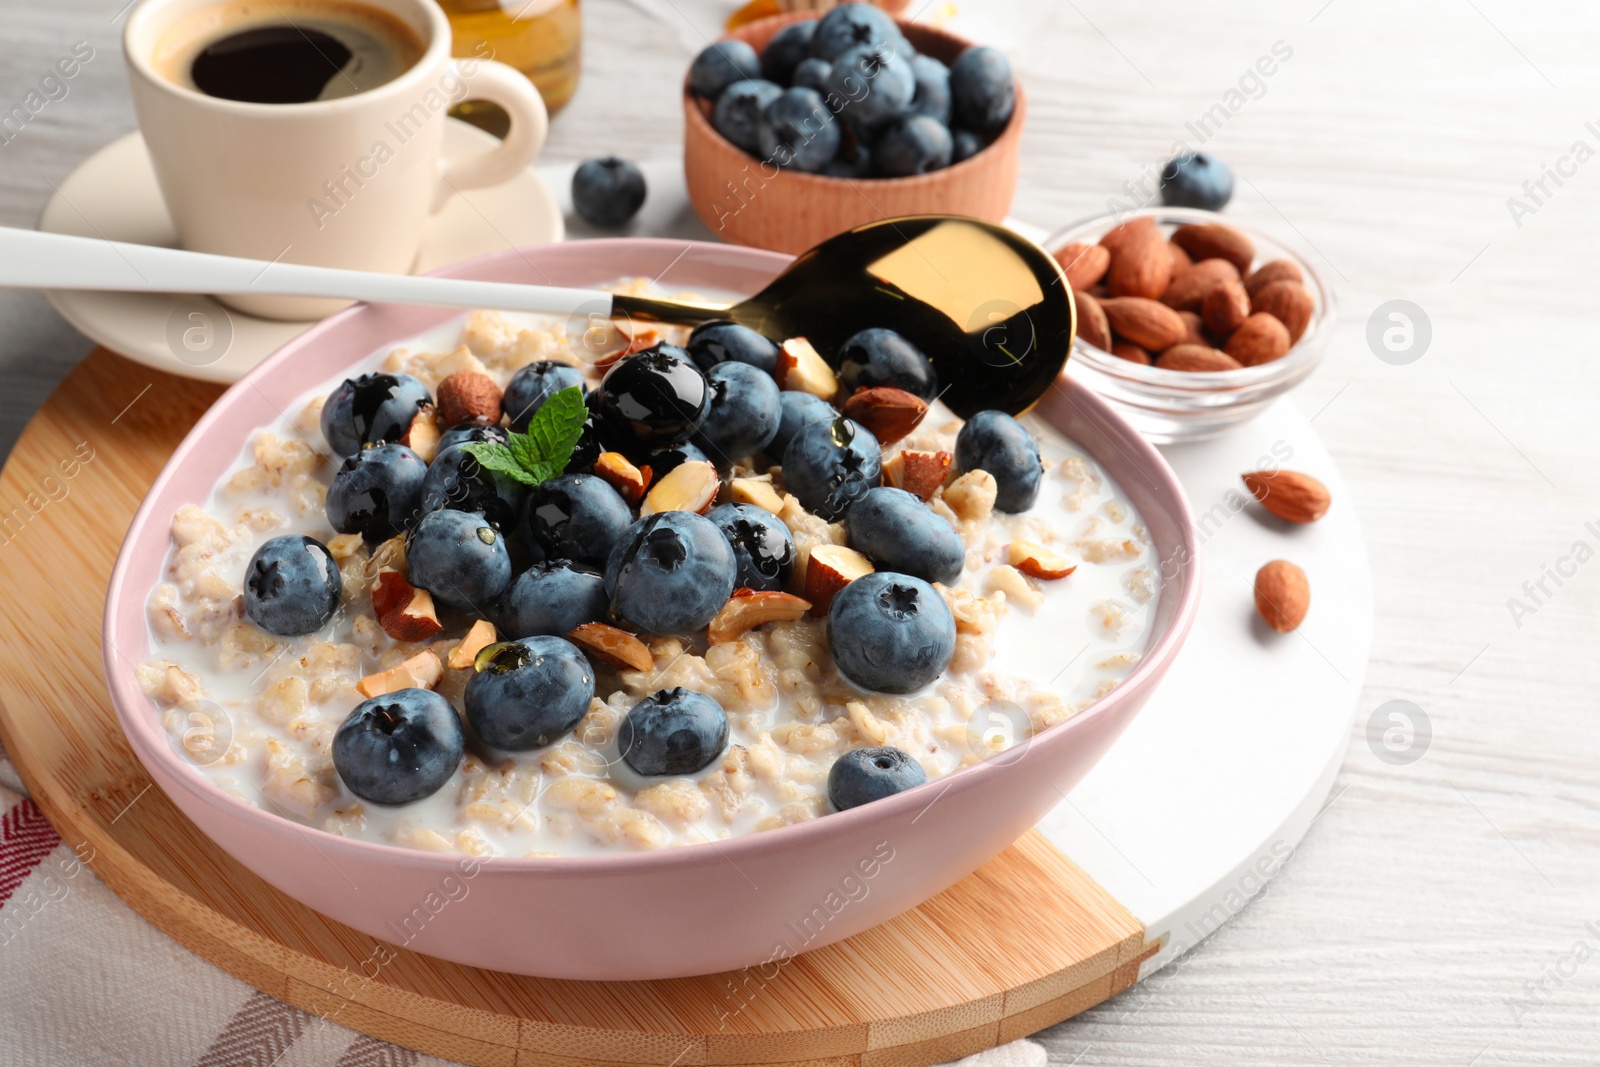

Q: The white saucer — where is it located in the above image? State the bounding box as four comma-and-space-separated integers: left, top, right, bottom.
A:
38, 120, 563, 384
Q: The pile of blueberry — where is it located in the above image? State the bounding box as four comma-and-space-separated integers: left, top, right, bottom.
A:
689, 3, 1016, 178
239, 319, 1044, 817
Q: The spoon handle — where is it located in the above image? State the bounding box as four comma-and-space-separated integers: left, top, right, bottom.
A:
0, 227, 610, 318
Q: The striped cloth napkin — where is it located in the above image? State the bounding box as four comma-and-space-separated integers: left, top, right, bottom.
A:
0, 743, 1047, 1067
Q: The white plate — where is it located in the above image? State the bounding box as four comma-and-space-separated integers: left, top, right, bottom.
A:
37, 120, 563, 384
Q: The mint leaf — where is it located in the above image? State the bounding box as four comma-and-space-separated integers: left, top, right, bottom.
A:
460, 442, 539, 486
459, 387, 587, 489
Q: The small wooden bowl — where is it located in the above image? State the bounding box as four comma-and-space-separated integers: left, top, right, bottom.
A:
683, 13, 1025, 253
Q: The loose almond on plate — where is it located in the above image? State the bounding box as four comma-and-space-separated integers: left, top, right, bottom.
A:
357, 650, 443, 698
727, 477, 785, 513
370, 569, 443, 642
399, 408, 440, 463
840, 386, 927, 446
639, 459, 719, 515
777, 337, 838, 398
1241, 469, 1331, 523
1254, 560, 1310, 633
567, 622, 654, 673
436, 371, 503, 427
447, 619, 497, 669
595, 451, 650, 505
1006, 541, 1077, 579
708, 589, 812, 644
803, 544, 874, 616
883, 449, 952, 501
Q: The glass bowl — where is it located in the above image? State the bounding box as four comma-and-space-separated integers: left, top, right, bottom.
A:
1043, 207, 1336, 444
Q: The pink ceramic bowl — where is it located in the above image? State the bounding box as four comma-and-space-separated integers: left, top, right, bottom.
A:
104, 239, 1201, 981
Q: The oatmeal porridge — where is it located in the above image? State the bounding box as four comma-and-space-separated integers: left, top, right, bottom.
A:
138, 284, 1157, 858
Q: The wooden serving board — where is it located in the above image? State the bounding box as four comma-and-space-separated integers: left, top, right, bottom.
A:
0, 350, 1156, 1067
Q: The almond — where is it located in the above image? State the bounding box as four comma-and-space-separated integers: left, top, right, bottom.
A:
728, 477, 785, 513
591, 320, 661, 369
1241, 470, 1331, 524
640, 459, 719, 515
883, 449, 952, 501
400, 408, 441, 463
447, 619, 497, 670
1244, 259, 1304, 299
595, 451, 649, 505
1156, 344, 1243, 373
707, 589, 812, 644
840, 386, 927, 446
436, 371, 503, 427
1251, 280, 1314, 343
1111, 341, 1152, 365
1201, 278, 1250, 335
568, 622, 653, 673
1159, 258, 1239, 311
1098, 216, 1156, 254
370, 569, 444, 642
1052, 242, 1110, 289
1171, 223, 1255, 275
357, 650, 442, 698
1107, 224, 1170, 300
777, 337, 838, 399
1005, 541, 1077, 579
1074, 289, 1112, 351
803, 543, 874, 617
1167, 240, 1193, 280
1177, 310, 1206, 345
1254, 560, 1309, 633
1225, 313, 1291, 366
1100, 297, 1187, 351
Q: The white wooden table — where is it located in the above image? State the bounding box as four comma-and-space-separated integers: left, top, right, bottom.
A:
2, 0, 1597, 1063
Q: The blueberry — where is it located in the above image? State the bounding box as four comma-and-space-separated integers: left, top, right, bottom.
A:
242, 535, 342, 636
826, 43, 915, 131
949, 46, 1014, 134
907, 54, 951, 124
844, 487, 964, 584
523, 472, 632, 567
823, 137, 872, 178
503, 362, 587, 432
419, 442, 526, 533
1160, 151, 1234, 211
605, 511, 737, 635
689, 39, 762, 100
692, 362, 781, 462
828, 746, 926, 810
771, 390, 838, 456
827, 572, 955, 693
569, 391, 630, 474
781, 416, 882, 521
496, 559, 610, 638
811, 3, 901, 62
325, 443, 427, 543
629, 441, 711, 482
333, 688, 464, 805
571, 156, 647, 228
761, 18, 816, 84
686, 320, 780, 376
597, 345, 711, 448
792, 56, 831, 94
872, 114, 953, 177
406, 508, 512, 613
464, 636, 594, 750
618, 688, 729, 776
712, 79, 783, 154
436, 420, 509, 453
951, 128, 986, 163
707, 502, 795, 591
836, 327, 938, 400
954, 410, 1042, 513
321, 373, 431, 457
759, 87, 841, 172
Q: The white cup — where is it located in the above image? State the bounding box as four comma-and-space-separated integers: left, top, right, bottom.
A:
123, 0, 549, 320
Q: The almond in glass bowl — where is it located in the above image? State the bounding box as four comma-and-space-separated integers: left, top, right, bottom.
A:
1045, 208, 1336, 444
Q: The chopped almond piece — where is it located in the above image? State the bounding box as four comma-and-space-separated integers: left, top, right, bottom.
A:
708, 590, 812, 644
595, 451, 649, 505
639, 459, 719, 515
568, 622, 654, 672
357, 650, 443, 698
1006, 541, 1077, 580
728, 477, 784, 513
400, 409, 440, 463
447, 619, 497, 669
803, 544, 874, 617
777, 337, 838, 399
371, 568, 442, 641
884, 449, 952, 501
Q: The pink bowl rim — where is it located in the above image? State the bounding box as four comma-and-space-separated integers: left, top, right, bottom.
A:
103, 237, 1202, 878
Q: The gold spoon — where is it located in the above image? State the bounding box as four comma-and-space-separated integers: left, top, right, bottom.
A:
1, 215, 1073, 416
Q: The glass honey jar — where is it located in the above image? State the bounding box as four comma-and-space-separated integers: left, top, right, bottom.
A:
438, 0, 581, 135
